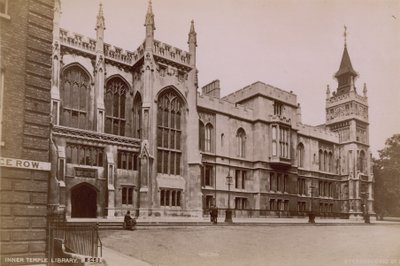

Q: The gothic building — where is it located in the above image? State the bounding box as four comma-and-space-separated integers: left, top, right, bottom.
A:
49, 1, 374, 219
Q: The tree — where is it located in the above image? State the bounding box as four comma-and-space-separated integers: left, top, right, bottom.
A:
373, 134, 400, 217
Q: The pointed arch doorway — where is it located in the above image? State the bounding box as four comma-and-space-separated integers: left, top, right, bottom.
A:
71, 183, 97, 218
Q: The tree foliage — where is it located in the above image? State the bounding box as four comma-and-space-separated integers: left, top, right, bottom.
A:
373, 134, 400, 217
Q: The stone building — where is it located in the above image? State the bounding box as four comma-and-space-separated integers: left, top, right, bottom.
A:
49, 1, 374, 220
0, 0, 54, 262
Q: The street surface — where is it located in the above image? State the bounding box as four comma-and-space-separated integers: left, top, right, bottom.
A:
100, 225, 400, 266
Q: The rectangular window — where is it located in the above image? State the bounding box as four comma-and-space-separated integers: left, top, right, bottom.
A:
117, 150, 139, 170
274, 101, 283, 116
277, 174, 281, 192
269, 199, 275, 211
269, 173, 274, 191
235, 197, 248, 210
160, 189, 182, 207
235, 169, 246, 189
121, 186, 133, 205
283, 175, 288, 193
204, 165, 213, 186
272, 126, 277, 156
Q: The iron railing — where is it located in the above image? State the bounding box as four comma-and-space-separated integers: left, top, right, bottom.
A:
203, 208, 349, 219
48, 221, 102, 259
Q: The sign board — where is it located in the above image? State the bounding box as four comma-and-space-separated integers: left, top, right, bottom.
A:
0, 157, 51, 171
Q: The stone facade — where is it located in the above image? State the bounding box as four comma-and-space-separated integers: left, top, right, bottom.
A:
48, 1, 374, 220
0, 0, 54, 262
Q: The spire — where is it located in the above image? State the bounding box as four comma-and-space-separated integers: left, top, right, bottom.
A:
188, 20, 197, 46
335, 26, 357, 78
188, 20, 197, 66
145, 0, 155, 30
96, 2, 105, 30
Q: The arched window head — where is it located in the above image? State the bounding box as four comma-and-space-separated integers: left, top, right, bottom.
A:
328, 152, 333, 172
319, 150, 323, 171
236, 128, 246, 158
205, 123, 213, 152
105, 77, 128, 136
199, 120, 205, 151
359, 150, 366, 173
157, 89, 184, 175
297, 143, 305, 168
133, 93, 142, 138
60, 65, 90, 130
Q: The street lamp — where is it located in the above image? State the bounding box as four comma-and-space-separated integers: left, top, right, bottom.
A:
361, 192, 370, 224
225, 174, 233, 223
308, 185, 316, 224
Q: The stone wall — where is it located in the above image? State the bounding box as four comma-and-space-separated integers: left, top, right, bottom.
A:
0, 0, 54, 262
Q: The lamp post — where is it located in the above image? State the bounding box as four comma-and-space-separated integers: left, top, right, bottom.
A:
225, 174, 233, 223
361, 192, 370, 224
308, 185, 316, 224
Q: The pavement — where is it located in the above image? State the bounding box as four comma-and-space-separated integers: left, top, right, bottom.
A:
102, 246, 151, 266
99, 222, 400, 266
88, 216, 400, 266
68, 215, 400, 226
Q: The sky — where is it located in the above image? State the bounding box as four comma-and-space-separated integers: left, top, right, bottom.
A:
60, 0, 400, 157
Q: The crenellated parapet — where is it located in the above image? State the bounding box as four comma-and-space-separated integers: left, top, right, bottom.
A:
60, 28, 96, 52
153, 40, 192, 70
326, 90, 368, 106
59, 28, 145, 67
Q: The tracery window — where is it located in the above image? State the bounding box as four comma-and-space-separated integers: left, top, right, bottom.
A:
157, 90, 183, 175
237, 128, 246, 158
199, 121, 205, 151
319, 150, 323, 171
359, 150, 366, 173
205, 123, 213, 152
105, 78, 127, 136
66, 143, 103, 167
60, 66, 90, 130
297, 143, 305, 168
133, 93, 142, 138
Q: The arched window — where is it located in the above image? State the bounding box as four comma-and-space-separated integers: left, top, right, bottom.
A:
237, 128, 246, 158
157, 90, 183, 175
319, 150, 323, 171
199, 121, 205, 151
297, 143, 305, 168
324, 151, 328, 171
328, 152, 333, 172
60, 66, 90, 129
359, 150, 365, 173
105, 77, 127, 136
205, 123, 213, 152
133, 93, 142, 138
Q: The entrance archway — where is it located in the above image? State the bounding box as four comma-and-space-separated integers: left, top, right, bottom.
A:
71, 183, 97, 218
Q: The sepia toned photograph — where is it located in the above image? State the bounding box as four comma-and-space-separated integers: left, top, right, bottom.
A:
0, 0, 400, 265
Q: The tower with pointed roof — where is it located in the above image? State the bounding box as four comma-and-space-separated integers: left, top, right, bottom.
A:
325, 28, 374, 219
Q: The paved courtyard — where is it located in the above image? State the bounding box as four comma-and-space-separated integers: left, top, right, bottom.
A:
100, 225, 400, 266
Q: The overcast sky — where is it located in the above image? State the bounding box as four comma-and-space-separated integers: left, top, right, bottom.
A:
60, 0, 400, 157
